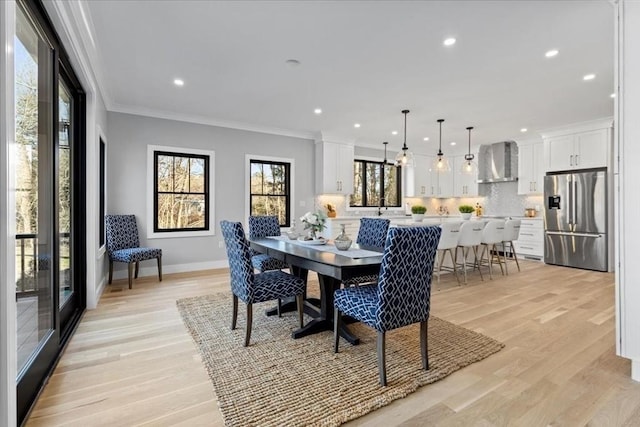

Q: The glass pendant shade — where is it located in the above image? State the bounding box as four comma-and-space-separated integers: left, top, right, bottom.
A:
460, 126, 476, 175
432, 119, 451, 172
395, 109, 414, 167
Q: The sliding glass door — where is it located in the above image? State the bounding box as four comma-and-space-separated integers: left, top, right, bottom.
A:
15, 0, 86, 422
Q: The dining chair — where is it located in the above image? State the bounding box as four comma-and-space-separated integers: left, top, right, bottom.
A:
502, 219, 521, 274
221, 220, 306, 346
342, 217, 390, 287
248, 215, 289, 272
334, 225, 441, 386
105, 214, 162, 289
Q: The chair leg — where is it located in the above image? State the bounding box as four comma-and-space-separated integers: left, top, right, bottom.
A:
494, 244, 505, 275
157, 256, 163, 282
484, 245, 493, 280
473, 246, 484, 281
108, 260, 113, 284
231, 295, 238, 330
334, 309, 341, 353
511, 242, 521, 271
377, 331, 387, 386
127, 262, 134, 289
277, 298, 282, 317
244, 303, 253, 347
296, 295, 304, 328
437, 251, 444, 286
447, 249, 460, 285
134, 261, 139, 279
420, 320, 429, 370
503, 243, 509, 275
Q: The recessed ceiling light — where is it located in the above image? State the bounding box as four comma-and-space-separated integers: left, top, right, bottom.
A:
611, 93, 616, 98
443, 37, 456, 46
583, 74, 596, 81
423, 137, 429, 141
285, 59, 301, 67
314, 108, 322, 114
391, 131, 398, 135
354, 123, 361, 128
173, 79, 184, 86
521, 128, 528, 133
450, 142, 456, 146
545, 49, 559, 58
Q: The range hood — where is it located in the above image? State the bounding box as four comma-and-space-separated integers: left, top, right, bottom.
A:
477, 141, 518, 183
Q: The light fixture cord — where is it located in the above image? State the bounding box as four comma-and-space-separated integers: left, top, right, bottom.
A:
403, 111, 408, 149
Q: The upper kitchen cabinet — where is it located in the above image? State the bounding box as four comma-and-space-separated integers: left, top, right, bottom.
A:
542, 120, 613, 172
315, 140, 355, 195
517, 140, 544, 194
431, 168, 454, 198
405, 154, 434, 197
453, 155, 479, 197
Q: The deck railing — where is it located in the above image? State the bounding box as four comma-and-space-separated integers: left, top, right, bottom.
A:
16, 233, 70, 295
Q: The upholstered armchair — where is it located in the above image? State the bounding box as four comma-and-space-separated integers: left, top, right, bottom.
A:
334, 225, 441, 386
221, 220, 306, 346
105, 215, 162, 289
248, 215, 289, 272
342, 217, 390, 287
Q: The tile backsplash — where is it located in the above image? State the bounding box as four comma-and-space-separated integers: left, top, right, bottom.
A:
316, 181, 543, 218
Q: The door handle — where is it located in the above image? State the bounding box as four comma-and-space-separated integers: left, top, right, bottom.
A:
569, 155, 573, 166
573, 180, 578, 228
575, 154, 579, 165
567, 178, 573, 227
546, 231, 602, 238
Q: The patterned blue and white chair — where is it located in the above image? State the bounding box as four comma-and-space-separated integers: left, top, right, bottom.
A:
342, 218, 390, 287
248, 215, 289, 272
105, 215, 162, 289
334, 226, 441, 386
221, 220, 306, 346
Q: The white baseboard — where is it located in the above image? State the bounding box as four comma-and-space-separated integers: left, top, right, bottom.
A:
111, 259, 229, 281
633, 360, 640, 382
89, 276, 107, 310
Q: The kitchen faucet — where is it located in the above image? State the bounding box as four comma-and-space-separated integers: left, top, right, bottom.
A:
377, 197, 388, 216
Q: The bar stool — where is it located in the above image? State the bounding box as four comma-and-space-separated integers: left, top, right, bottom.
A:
502, 219, 521, 275
479, 219, 505, 279
455, 221, 485, 284
436, 221, 462, 286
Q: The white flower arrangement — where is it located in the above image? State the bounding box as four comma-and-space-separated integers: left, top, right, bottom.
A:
300, 211, 327, 238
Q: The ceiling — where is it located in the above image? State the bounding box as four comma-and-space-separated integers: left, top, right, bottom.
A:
83, 0, 614, 154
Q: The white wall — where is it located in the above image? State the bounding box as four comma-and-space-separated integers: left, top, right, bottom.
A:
616, 0, 640, 381
106, 111, 315, 277
0, 1, 17, 424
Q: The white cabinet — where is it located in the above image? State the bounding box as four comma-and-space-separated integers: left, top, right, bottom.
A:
544, 127, 610, 172
453, 155, 479, 197
323, 218, 360, 240
512, 219, 543, 260
406, 154, 434, 197
518, 141, 544, 194
315, 141, 354, 194
431, 168, 454, 198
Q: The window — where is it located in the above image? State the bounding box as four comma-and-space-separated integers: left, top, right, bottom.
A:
350, 160, 401, 207
146, 145, 215, 238
249, 159, 291, 227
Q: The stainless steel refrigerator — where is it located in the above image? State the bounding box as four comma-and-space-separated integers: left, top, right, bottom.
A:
543, 169, 607, 271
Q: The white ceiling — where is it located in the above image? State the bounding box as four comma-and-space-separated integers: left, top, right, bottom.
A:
84, 0, 614, 154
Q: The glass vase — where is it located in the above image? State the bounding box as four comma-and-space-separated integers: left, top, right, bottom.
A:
334, 224, 352, 250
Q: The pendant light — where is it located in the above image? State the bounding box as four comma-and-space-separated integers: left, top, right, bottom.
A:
394, 109, 414, 167
461, 126, 477, 175
432, 119, 451, 172
383, 141, 389, 163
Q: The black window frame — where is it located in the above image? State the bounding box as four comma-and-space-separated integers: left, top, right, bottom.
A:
249, 159, 291, 227
99, 138, 105, 247
350, 159, 402, 208
153, 150, 210, 233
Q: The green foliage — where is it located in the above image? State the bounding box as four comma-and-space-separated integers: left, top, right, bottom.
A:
458, 204, 475, 213
411, 205, 427, 214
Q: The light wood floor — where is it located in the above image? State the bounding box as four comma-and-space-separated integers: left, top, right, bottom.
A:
25, 260, 640, 426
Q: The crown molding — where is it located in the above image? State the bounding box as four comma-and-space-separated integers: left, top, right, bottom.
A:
110, 103, 317, 140
540, 117, 614, 139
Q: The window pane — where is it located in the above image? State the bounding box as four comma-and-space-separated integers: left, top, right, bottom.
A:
157, 155, 173, 192
366, 163, 381, 206
58, 81, 72, 307
251, 195, 287, 225
190, 157, 205, 192
173, 156, 190, 193
250, 163, 265, 194
157, 194, 205, 229
384, 165, 399, 206
350, 162, 363, 206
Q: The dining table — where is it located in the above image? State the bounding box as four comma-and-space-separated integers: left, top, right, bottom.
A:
249, 236, 384, 345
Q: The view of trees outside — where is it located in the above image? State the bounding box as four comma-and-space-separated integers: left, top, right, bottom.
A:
58, 82, 72, 304
250, 161, 289, 226
156, 154, 207, 230
350, 160, 399, 207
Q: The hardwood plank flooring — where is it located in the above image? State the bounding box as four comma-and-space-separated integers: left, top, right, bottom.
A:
25, 261, 640, 426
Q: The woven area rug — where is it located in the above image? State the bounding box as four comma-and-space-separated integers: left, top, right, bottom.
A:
177, 293, 504, 426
